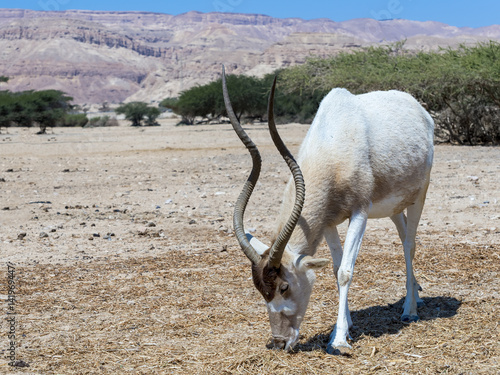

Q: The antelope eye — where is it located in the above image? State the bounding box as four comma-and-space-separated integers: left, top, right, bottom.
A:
280, 283, 289, 295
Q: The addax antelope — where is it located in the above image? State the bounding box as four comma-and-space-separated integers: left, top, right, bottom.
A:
222, 66, 434, 353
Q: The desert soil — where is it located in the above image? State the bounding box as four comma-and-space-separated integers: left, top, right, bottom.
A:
0, 120, 499, 374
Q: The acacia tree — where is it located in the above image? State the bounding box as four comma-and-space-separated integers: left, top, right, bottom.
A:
31, 90, 72, 133
144, 106, 161, 126
115, 102, 160, 126
0, 89, 72, 133
161, 74, 268, 124
161, 82, 220, 125
0, 91, 12, 133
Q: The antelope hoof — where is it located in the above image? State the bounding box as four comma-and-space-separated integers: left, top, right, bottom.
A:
326, 346, 342, 355
327, 340, 352, 355
401, 314, 419, 323
327, 332, 353, 355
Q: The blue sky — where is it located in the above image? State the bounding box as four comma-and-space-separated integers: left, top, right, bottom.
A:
3, 0, 499, 28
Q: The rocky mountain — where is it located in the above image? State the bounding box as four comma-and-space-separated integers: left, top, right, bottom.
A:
1, 9, 499, 105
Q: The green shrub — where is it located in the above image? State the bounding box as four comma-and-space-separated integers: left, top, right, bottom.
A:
84, 116, 119, 128
59, 113, 88, 127
280, 41, 500, 145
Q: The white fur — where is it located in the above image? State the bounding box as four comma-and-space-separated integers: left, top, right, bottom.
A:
267, 296, 297, 316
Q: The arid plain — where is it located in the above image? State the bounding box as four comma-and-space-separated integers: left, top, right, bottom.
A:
1, 120, 499, 374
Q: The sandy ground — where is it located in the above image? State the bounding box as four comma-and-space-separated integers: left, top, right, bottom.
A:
0, 120, 499, 374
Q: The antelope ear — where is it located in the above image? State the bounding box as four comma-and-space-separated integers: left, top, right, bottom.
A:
296, 255, 330, 272
245, 232, 270, 256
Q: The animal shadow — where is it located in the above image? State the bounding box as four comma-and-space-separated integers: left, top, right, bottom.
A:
294, 296, 461, 353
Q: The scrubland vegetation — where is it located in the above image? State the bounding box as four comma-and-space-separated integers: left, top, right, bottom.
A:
163, 41, 500, 145
0, 92, 159, 132
0, 90, 73, 134
1, 42, 499, 144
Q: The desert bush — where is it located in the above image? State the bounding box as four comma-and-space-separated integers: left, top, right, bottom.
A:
115, 102, 160, 126
144, 106, 161, 126
59, 113, 89, 127
84, 116, 119, 128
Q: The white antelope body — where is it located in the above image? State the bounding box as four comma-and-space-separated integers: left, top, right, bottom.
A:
222, 67, 434, 353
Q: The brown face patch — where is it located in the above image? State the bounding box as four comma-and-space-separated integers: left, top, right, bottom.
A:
251, 252, 281, 302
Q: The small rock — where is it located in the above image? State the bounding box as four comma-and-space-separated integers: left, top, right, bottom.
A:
18, 232, 27, 240
189, 219, 196, 225
200, 193, 207, 198
92, 233, 100, 238
165, 199, 173, 204
0, 177, 5, 182
12, 360, 29, 368
215, 191, 226, 196
39, 232, 49, 238
146, 222, 156, 227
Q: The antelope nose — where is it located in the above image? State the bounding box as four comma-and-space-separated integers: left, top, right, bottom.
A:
270, 338, 287, 350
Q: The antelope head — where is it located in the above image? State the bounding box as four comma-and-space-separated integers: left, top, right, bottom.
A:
222, 67, 329, 351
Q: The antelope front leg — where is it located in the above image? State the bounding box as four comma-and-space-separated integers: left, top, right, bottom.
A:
327, 210, 368, 353
324, 226, 353, 329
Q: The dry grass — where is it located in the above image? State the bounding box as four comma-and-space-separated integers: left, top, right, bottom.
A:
2, 236, 497, 374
